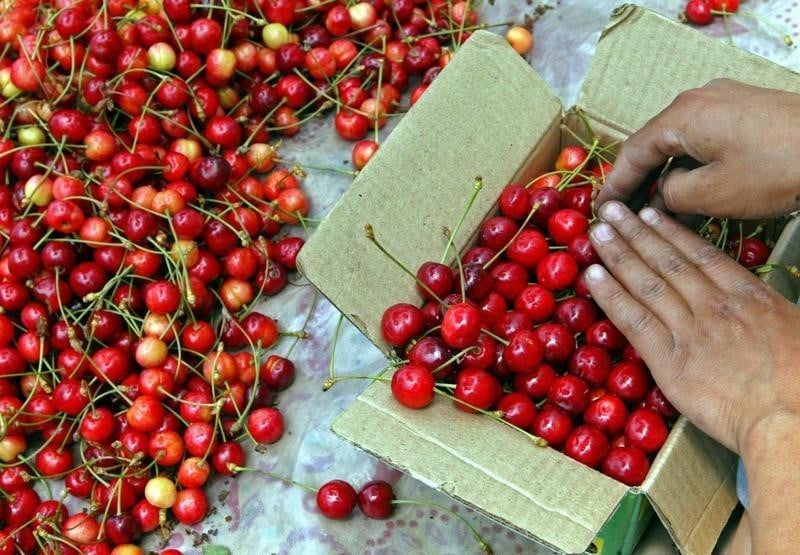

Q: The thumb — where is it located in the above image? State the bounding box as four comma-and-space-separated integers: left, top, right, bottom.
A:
659, 164, 721, 217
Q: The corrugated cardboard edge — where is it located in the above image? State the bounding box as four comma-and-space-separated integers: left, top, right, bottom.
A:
580, 5, 800, 139
297, 30, 562, 356
332, 380, 629, 554
642, 419, 737, 555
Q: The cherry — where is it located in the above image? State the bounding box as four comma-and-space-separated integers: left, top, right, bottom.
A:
247, 408, 284, 444
536, 252, 579, 292
454, 368, 501, 413
416, 261, 454, 300
499, 183, 533, 220
567, 345, 612, 387
534, 322, 575, 364
555, 297, 598, 333
212, 441, 246, 476
585, 319, 627, 352
548, 375, 590, 416
584, 394, 628, 436
606, 361, 651, 403
513, 363, 556, 400
491, 310, 532, 340
529, 186, 565, 228
461, 332, 497, 371
357, 480, 395, 519
317, 480, 358, 520
441, 302, 482, 349
390, 365, 435, 409
531, 404, 573, 447
406, 337, 451, 374
381, 303, 424, 347
547, 209, 589, 245
260, 355, 296, 390
172, 489, 208, 524
507, 229, 549, 269
684, 0, 714, 25
489, 262, 528, 300
567, 234, 600, 267
733, 237, 770, 267
478, 292, 507, 326
625, 408, 669, 454
458, 263, 494, 301
564, 425, 609, 468
478, 216, 518, 251
644, 386, 679, 420
503, 330, 545, 373
497, 392, 537, 429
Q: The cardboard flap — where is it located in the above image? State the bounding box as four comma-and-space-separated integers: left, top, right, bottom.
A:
297, 30, 561, 354
333, 379, 629, 554
642, 419, 738, 555
580, 5, 800, 138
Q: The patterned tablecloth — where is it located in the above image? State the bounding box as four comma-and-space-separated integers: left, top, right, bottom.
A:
147, 2, 800, 554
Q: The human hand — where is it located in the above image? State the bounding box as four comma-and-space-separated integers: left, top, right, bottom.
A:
596, 79, 800, 219
582, 200, 800, 455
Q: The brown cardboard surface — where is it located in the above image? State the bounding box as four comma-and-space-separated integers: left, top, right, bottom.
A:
581, 5, 800, 138
332, 379, 629, 554
642, 419, 738, 555
297, 30, 562, 355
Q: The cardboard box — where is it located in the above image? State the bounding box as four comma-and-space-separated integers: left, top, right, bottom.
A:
298, 5, 800, 554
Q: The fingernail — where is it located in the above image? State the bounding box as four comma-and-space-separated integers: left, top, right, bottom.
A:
584, 264, 608, 282
591, 222, 615, 242
600, 201, 626, 222
640, 207, 660, 225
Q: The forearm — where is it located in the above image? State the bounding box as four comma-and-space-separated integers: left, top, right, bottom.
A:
741, 413, 800, 554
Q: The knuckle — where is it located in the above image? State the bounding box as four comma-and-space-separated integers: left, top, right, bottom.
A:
623, 308, 657, 337
635, 275, 668, 301
689, 244, 726, 268
658, 253, 691, 278
734, 278, 771, 303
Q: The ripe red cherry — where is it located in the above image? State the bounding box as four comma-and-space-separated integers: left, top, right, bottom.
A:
536, 252, 579, 292
441, 302, 482, 349
317, 480, 357, 520
585, 319, 627, 352
458, 263, 493, 301
390, 365, 435, 409
548, 375, 590, 415
499, 183, 532, 220
172, 489, 208, 524
406, 337, 451, 375
644, 386, 679, 420
503, 330, 544, 373
567, 234, 600, 267
454, 368, 501, 413
555, 297, 598, 333
489, 262, 528, 300
547, 209, 589, 245
246, 408, 284, 444
567, 345, 612, 387
564, 425, 610, 468
513, 363, 556, 400
497, 392, 537, 429
733, 237, 770, 268
259, 355, 295, 391
416, 261, 453, 300
531, 404, 573, 447
555, 145, 588, 172
381, 303, 424, 347
625, 408, 669, 454
357, 480, 395, 519
606, 361, 651, 403
601, 446, 650, 486
334, 110, 369, 141
461, 332, 497, 372
478, 216, 518, 251
584, 394, 628, 436
507, 229, 549, 269
534, 322, 575, 364
684, 0, 714, 25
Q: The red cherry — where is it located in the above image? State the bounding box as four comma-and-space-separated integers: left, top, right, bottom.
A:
567, 345, 612, 387
536, 252, 579, 292
585, 319, 627, 352
380, 303, 424, 347
547, 209, 589, 245
555, 297, 598, 333
497, 392, 537, 429
644, 386, 679, 420
172, 489, 208, 524
625, 408, 669, 454
390, 365, 435, 409
453, 368, 501, 413
601, 446, 650, 486
416, 261, 453, 300
440, 302, 482, 349
489, 262, 528, 301
584, 394, 628, 436
406, 337, 452, 375
503, 329, 544, 373
478, 216, 518, 252
606, 361, 651, 403
534, 322, 575, 364
317, 480, 357, 520
564, 425, 609, 468
246, 408, 284, 444
531, 404, 573, 447
507, 229, 549, 269
357, 480, 395, 519
684, 0, 714, 25
548, 375, 590, 415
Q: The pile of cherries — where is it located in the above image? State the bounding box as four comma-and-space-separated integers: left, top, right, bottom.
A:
380, 144, 772, 487
0, 0, 537, 551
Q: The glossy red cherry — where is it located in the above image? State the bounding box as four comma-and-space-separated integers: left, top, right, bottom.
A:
390, 365, 435, 409
547, 375, 590, 415
316, 480, 357, 520
441, 302, 482, 349
584, 394, 628, 436
531, 404, 573, 447
497, 392, 537, 429
454, 368, 501, 413
381, 303, 424, 347
357, 480, 395, 519
601, 446, 650, 486
564, 425, 609, 468
625, 408, 669, 454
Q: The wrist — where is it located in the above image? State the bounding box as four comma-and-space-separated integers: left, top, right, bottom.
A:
740, 410, 800, 464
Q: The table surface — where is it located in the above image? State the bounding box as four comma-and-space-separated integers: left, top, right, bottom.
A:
146, 2, 800, 554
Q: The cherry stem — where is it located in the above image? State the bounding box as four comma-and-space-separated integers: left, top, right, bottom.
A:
440, 176, 484, 264
364, 224, 446, 305
390, 499, 493, 555
228, 465, 316, 492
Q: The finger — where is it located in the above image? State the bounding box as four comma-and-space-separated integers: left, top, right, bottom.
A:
597, 201, 715, 308
660, 163, 730, 217
637, 206, 769, 298
596, 121, 689, 206
589, 220, 693, 328
581, 264, 675, 363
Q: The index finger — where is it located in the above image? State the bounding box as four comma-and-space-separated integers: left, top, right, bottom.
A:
596, 116, 690, 206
